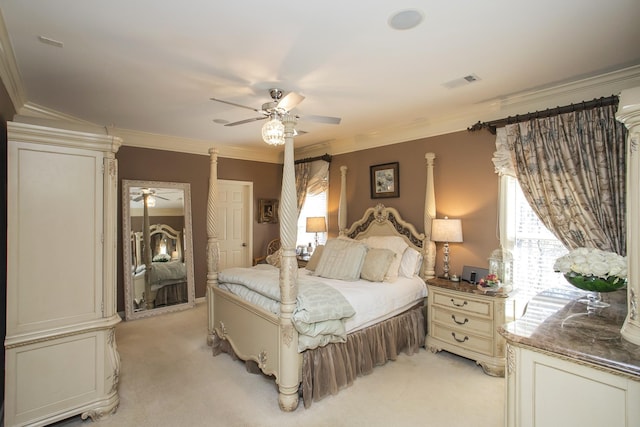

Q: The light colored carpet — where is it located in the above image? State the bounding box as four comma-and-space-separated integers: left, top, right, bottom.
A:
53, 300, 504, 427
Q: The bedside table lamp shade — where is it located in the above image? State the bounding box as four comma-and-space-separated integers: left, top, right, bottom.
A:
306, 216, 327, 247
431, 217, 463, 279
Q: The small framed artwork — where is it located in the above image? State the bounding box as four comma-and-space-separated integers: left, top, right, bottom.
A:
370, 162, 399, 199
258, 199, 279, 223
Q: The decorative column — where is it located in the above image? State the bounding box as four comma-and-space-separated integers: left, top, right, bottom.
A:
206, 148, 220, 345
338, 165, 348, 235
616, 87, 640, 345
143, 193, 153, 310
423, 153, 436, 279
278, 114, 300, 411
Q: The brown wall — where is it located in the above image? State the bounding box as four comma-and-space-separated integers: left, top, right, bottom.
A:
328, 129, 500, 278
116, 146, 282, 311
116, 129, 499, 310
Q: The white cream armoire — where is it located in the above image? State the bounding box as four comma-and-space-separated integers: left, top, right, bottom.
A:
5, 122, 122, 426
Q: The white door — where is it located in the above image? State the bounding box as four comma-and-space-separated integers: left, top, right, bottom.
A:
218, 180, 252, 269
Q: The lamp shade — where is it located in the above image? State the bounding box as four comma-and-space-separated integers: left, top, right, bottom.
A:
431, 217, 463, 243
306, 216, 327, 233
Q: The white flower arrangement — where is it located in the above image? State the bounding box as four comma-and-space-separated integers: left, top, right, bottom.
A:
553, 247, 627, 280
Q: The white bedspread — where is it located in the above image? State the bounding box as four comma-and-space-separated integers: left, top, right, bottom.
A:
218, 264, 427, 350
298, 268, 427, 333
219, 265, 356, 351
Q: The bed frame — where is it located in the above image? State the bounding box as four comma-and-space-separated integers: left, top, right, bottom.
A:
206, 116, 438, 410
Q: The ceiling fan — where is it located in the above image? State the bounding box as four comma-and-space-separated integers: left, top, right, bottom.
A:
130, 188, 169, 202
210, 88, 342, 127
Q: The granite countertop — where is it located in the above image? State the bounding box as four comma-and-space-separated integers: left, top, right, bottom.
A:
427, 277, 510, 298
499, 287, 640, 379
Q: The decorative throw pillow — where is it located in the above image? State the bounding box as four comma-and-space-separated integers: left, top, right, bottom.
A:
360, 248, 396, 282
362, 235, 409, 281
305, 245, 324, 271
314, 238, 368, 281
399, 247, 423, 277
265, 248, 283, 268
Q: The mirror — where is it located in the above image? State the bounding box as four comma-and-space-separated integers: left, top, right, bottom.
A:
123, 180, 196, 320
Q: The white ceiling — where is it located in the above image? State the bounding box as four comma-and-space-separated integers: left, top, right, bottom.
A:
1, 1, 639, 161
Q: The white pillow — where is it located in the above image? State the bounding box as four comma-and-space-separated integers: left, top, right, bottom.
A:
360, 248, 396, 282
362, 235, 408, 281
305, 245, 324, 271
314, 238, 368, 281
399, 247, 422, 277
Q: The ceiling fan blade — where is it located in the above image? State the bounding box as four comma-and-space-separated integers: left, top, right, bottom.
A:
132, 195, 143, 202
277, 92, 305, 111
210, 97, 261, 113
300, 114, 342, 125
155, 195, 170, 201
225, 116, 269, 127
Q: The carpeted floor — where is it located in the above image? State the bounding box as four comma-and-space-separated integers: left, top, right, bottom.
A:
53, 300, 504, 427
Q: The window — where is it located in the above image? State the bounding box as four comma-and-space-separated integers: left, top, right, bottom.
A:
297, 190, 328, 249
296, 160, 330, 250
502, 175, 570, 313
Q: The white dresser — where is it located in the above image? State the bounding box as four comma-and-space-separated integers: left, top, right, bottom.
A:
500, 288, 640, 427
5, 122, 122, 426
426, 278, 514, 377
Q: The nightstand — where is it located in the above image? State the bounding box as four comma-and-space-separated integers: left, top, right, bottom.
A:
425, 278, 514, 377
296, 255, 310, 268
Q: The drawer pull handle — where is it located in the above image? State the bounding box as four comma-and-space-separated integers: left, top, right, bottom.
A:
450, 298, 467, 307
451, 332, 469, 343
451, 314, 469, 325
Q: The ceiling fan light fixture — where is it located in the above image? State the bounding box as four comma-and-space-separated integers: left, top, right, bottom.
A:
262, 117, 285, 146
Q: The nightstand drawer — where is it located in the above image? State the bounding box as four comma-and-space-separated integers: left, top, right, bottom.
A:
432, 307, 494, 336
432, 291, 492, 318
431, 323, 493, 356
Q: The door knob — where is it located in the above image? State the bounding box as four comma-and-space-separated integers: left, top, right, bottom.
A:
242, 243, 247, 247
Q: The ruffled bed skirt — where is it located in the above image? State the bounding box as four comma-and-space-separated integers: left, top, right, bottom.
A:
301, 303, 425, 407
213, 303, 425, 409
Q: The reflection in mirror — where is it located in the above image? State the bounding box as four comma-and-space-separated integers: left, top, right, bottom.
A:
123, 180, 195, 320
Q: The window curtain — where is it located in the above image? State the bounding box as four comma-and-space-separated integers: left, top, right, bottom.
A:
295, 162, 311, 214
295, 160, 330, 214
495, 104, 627, 255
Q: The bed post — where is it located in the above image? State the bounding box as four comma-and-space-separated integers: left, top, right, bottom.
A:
423, 153, 436, 279
278, 114, 300, 411
206, 148, 220, 346
338, 165, 348, 235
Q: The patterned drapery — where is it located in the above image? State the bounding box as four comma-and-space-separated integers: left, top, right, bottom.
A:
295, 162, 311, 214
498, 104, 627, 255
295, 160, 330, 216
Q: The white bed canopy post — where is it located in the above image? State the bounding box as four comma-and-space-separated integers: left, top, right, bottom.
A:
206, 148, 220, 345
338, 165, 348, 235
423, 152, 436, 279
278, 114, 300, 411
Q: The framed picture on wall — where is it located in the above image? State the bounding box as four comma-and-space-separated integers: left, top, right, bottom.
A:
370, 162, 399, 199
258, 199, 279, 223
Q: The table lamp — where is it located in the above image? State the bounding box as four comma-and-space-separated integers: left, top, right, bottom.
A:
431, 216, 463, 279
306, 216, 327, 248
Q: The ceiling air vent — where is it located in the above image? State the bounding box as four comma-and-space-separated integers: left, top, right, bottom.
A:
442, 73, 481, 89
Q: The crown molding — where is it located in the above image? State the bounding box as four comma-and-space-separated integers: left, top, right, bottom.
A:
12, 103, 283, 163
0, 8, 26, 111
320, 65, 640, 155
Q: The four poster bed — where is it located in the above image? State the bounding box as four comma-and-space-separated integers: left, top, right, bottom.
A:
206, 116, 438, 411
131, 224, 188, 309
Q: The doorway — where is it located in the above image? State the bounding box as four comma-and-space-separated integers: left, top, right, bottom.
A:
218, 180, 253, 269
